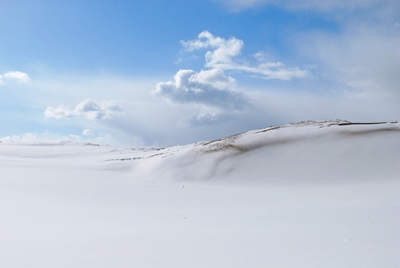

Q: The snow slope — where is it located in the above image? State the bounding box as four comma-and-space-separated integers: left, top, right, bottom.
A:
1, 120, 399, 267
114, 120, 400, 183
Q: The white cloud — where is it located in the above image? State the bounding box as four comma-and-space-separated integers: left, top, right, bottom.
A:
182, 31, 244, 68
154, 31, 308, 129
0, 133, 38, 143
75, 98, 124, 120
0, 132, 74, 144
0, 71, 30, 85
44, 105, 75, 120
252, 52, 266, 62
83, 129, 94, 136
45, 98, 124, 120
3, 71, 30, 83
182, 31, 308, 80
153, 68, 246, 110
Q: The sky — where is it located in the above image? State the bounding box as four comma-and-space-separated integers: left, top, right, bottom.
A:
1, 0, 400, 146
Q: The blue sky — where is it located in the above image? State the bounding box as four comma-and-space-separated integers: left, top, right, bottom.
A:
1, 0, 400, 146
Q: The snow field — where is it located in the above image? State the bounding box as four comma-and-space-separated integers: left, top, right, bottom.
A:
1, 121, 399, 267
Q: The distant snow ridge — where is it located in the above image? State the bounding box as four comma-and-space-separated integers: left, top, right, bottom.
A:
126, 119, 399, 183
196, 119, 394, 154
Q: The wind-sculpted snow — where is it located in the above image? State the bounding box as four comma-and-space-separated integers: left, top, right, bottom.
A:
1, 120, 399, 268
117, 120, 400, 183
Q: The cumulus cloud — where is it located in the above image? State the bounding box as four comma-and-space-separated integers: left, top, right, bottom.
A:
182, 31, 308, 80
75, 99, 124, 120
182, 31, 244, 68
154, 31, 307, 126
45, 99, 124, 120
3, 71, 30, 83
0, 71, 30, 85
153, 68, 246, 109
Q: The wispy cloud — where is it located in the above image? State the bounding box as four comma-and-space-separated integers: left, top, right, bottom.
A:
181, 31, 308, 80
0, 131, 117, 145
82, 129, 94, 136
297, 24, 400, 95
45, 98, 124, 120
216, 0, 399, 12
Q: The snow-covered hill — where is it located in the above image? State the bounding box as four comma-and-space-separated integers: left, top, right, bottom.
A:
1, 120, 399, 267
104, 119, 400, 183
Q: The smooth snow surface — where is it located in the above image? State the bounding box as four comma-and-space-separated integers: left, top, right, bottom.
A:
1, 121, 399, 267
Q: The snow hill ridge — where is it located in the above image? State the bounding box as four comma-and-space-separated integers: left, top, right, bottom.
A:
103, 119, 400, 183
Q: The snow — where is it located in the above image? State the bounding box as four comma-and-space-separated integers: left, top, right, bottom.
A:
1, 120, 399, 267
